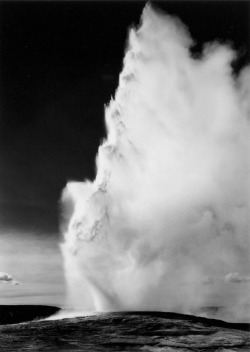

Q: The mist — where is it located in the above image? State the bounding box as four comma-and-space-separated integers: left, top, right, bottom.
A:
61, 5, 250, 322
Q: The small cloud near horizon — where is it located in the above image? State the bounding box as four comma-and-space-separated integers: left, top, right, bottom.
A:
224, 272, 250, 283
0, 272, 21, 286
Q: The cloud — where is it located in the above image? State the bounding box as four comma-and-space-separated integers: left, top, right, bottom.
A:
0, 272, 21, 285
224, 272, 250, 283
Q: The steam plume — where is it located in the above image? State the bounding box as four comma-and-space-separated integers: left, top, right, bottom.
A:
61, 5, 250, 320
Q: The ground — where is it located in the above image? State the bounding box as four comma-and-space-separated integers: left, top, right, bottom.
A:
0, 307, 249, 351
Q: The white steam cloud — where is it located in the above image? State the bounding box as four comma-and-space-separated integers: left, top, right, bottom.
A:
61, 5, 250, 321
0, 272, 21, 285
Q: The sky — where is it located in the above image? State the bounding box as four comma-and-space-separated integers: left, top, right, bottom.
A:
0, 0, 249, 308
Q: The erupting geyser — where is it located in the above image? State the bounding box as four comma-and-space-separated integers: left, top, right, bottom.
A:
61, 5, 250, 321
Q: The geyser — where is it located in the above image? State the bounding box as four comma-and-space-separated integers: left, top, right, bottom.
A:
61, 5, 250, 321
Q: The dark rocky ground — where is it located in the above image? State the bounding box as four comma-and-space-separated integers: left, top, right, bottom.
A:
0, 306, 249, 351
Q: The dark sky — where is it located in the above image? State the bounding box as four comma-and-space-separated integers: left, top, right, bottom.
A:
0, 0, 249, 235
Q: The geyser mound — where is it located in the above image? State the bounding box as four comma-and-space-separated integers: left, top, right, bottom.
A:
61, 5, 250, 321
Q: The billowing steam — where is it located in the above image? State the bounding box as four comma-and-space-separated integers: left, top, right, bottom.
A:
61, 5, 250, 321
